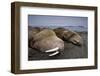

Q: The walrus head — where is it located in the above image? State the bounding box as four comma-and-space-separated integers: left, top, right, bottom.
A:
63, 31, 83, 46
29, 29, 64, 56
54, 27, 83, 46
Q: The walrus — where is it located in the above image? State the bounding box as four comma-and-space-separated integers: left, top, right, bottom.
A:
53, 28, 83, 46
28, 27, 48, 40
28, 27, 41, 40
28, 27, 42, 47
29, 29, 64, 56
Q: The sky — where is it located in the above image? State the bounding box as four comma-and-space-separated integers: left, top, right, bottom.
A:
28, 15, 88, 28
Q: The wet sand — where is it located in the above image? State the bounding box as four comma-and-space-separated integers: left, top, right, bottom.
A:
28, 32, 88, 61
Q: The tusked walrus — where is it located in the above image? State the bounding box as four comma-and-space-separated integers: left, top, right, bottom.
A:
29, 29, 64, 56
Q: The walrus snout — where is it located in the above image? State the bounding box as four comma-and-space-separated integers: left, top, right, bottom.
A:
71, 39, 82, 46
69, 33, 83, 46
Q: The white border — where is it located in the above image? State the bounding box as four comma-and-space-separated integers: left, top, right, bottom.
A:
20, 7, 95, 70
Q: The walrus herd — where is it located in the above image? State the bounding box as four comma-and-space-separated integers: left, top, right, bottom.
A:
28, 27, 83, 57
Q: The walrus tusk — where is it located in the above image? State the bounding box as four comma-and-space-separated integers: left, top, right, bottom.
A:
49, 51, 59, 56
45, 47, 59, 53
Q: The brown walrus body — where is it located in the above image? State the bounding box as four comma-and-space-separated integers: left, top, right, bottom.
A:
28, 27, 41, 40
29, 29, 64, 56
28, 27, 41, 47
53, 28, 82, 46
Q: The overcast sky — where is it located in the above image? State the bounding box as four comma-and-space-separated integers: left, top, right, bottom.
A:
28, 15, 88, 27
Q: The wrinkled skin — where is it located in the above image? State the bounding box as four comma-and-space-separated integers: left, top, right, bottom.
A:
67, 32, 82, 46
53, 28, 83, 46
29, 29, 64, 56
